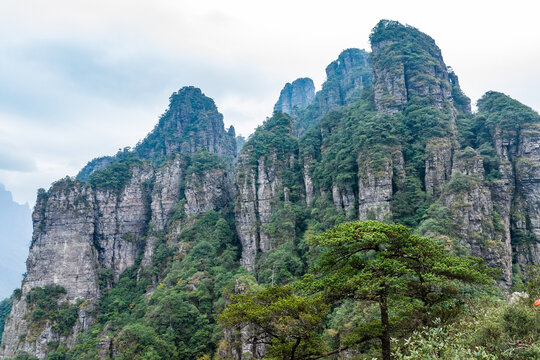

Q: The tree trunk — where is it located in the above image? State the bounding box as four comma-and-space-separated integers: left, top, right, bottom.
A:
289, 337, 301, 360
379, 296, 391, 360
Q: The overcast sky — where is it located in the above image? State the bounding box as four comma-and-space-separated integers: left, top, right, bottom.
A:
0, 0, 539, 205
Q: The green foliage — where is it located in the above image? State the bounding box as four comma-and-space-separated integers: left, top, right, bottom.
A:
220, 221, 500, 360
458, 297, 540, 359
69, 208, 241, 360
219, 285, 329, 360
76, 156, 115, 181
256, 241, 305, 286
393, 322, 496, 359
0, 296, 12, 336
133, 86, 231, 161
445, 173, 479, 193
184, 150, 226, 176
390, 177, 429, 228
88, 157, 142, 192
244, 112, 297, 165
25, 285, 79, 336
478, 91, 540, 131
306, 220, 493, 359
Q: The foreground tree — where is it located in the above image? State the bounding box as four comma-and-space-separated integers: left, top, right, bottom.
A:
219, 285, 328, 360
306, 220, 493, 360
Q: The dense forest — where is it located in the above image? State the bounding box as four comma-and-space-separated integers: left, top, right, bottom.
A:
1, 20, 539, 360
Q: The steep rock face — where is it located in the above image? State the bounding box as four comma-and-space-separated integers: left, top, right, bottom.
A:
94, 166, 154, 281
235, 151, 295, 270
319, 48, 372, 110
234, 152, 259, 271
444, 150, 512, 286
286, 48, 372, 134
256, 153, 283, 252
371, 40, 407, 115
332, 183, 356, 216
234, 114, 299, 271
371, 20, 453, 114
302, 155, 315, 206
1, 180, 99, 359
475, 92, 540, 277
184, 168, 231, 216
513, 123, 540, 269
358, 148, 405, 221
1, 87, 238, 359
425, 138, 453, 197
150, 157, 184, 231
274, 78, 315, 115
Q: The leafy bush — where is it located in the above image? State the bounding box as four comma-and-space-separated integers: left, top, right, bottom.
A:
25, 285, 79, 336
88, 157, 142, 192
394, 323, 496, 359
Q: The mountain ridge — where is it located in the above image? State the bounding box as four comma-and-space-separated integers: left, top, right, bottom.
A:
1, 19, 539, 360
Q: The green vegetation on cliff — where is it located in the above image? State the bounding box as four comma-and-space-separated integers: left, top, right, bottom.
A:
4, 19, 540, 360
0, 297, 11, 336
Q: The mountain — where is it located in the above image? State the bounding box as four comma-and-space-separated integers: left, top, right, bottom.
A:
1, 20, 539, 359
0, 184, 31, 299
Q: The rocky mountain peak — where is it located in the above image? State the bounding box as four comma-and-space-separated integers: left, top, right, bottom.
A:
135, 86, 236, 159
274, 77, 315, 115
78, 86, 236, 180
282, 48, 372, 135
370, 20, 453, 114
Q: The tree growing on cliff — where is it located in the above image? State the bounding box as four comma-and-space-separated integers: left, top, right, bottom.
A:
306, 220, 493, 360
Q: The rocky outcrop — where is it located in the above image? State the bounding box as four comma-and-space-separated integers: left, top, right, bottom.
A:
332, 183, 356, 216
425, 138, 453, 197
235, 152, 259, 271
370, 20, 454, 114
94, 166, 154, 282
1, 168, 161, 358
274, 78, 315, 115
184, 168, 231, 216
235, 151, 294, 270
302, 155, 315, 207
513, 123, 540, 270
448, 69, 472, 114
234, 114, 299, 271
136, 87, 236, 159
371, 40, 407, 115
1, 179, 99, 359
1, 87, 238, 359
442, 150, 512, 286
358, 148, 405, 221
319, 48, 372, 109
5, 22, 540, 360
150, 157, 184, 231
287, 48, 372, 134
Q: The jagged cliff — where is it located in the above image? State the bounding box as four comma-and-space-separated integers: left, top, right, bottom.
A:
2, 20, 540, 360
276, 48, 372, 135
1, 89, 236, 359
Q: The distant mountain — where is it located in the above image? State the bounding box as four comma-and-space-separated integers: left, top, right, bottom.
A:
0, 184, 31, 299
